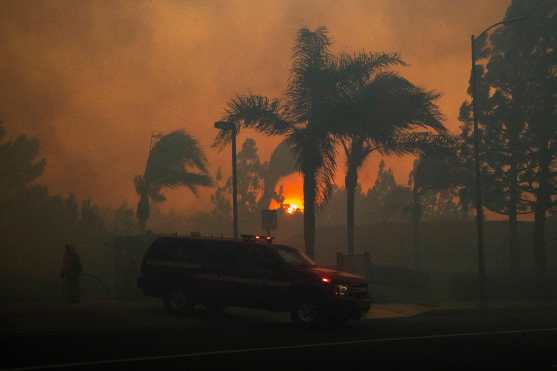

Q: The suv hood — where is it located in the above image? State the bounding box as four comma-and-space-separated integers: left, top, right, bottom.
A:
309, 266, 367, 285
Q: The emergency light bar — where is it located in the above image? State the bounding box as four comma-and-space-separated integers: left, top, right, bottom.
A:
241, 234, 273, 243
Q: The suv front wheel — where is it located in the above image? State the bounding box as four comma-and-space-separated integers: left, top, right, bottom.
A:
163, 289, 193, 316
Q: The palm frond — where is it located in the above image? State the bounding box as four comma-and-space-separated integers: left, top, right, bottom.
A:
183, 173, 213, 197
162, 171, 212, 190
212, 125, 235, 150
381, 132, 458, 157
331, 72, 445, 139
214, 94, 294, 149
344, 136, 377, 172
287, 27, 335, 124
292, 26, 333, 73
148, 188, 166, 203
315, 134, 337, 206
146, 130, 210, 185
135, 129, 212, 224
334, 51, 406, 88
147, 130, 209, 177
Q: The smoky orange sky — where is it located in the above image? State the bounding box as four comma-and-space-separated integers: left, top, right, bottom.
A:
1, 0, 509, 214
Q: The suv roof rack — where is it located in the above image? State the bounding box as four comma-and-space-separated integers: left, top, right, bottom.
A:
243, 234, 274, 243
154, 232, 274, 243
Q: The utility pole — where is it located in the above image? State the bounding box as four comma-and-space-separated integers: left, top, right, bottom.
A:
470, 16, 527, 308
470, 33, 487, 307
214, 121, 239, 239
231, 124, 239, 239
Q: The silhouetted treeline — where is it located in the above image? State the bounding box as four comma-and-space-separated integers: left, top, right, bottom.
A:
319, 158, 465, 227
0, 125, 140, 299
458, 0, 557, 285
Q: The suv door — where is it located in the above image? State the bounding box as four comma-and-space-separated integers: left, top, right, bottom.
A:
178, 239, 203, 301
260, 247, 292, 310
202, 241, 238, 306
143, 238, 185, 292
209, 244, 266, 308
233, 245, 269, 308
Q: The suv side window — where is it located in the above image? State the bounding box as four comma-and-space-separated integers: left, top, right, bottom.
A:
148, 238, 183, 261
234, 245, 258, 272
181, 239, 203, 265
247, 245, 280, 270
204, 241, 237, 269
238, 244, 277, 272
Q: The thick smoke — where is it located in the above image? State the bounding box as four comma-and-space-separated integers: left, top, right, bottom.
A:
0, 0, 508, 213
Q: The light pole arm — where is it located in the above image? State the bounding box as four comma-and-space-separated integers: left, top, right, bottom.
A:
477, 21, 506, 40
475, 16, 528, 46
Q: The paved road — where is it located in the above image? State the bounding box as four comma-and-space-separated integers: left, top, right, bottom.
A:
2, 301, 557, 370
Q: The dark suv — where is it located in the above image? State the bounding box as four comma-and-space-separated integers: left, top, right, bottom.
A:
137, 235, 371, 326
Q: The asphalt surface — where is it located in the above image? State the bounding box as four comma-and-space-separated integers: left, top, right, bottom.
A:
2, 301, 557, 370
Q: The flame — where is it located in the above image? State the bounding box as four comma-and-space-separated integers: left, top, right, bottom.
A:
268, 173, 304, 213
285, 199, 303, 214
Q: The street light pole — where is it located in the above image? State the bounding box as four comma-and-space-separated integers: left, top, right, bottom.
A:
470, 16, 527, 307
214, 121, 239, 239
231, 124, 239, 239
470, 33, 487, 306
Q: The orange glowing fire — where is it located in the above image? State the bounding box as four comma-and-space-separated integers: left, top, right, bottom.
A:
269, 197, 304, 214
285, 199, 303, 214
268, 173, 304, 213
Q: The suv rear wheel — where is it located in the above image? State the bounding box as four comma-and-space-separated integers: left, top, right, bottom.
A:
329, 313, 350, 327
163, 289, 193, 316
204, 303, 226, 319
291, 303, 323, 327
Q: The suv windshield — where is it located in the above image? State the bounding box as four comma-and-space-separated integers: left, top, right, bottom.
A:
274, 246, 315, 267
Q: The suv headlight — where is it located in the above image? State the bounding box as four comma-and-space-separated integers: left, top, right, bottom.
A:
335, 284, 349, 296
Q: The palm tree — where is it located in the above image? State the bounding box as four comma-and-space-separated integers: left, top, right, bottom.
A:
135, 130, 212, 231
332, 53, 446, 254
216, 26, 446, 259
215, 27, 342, 258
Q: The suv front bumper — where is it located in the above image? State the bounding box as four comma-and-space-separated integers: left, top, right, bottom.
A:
327, 295, 371, 319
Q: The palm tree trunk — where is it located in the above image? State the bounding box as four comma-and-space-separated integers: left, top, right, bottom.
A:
137, 193, 150, 233
508, 149, 520, 276
509, 124, 520, 276
412, 185, 421, 272
303, 171, 316, 259
507, 197, 519, 278
345, 164, 357, 255
508, 207, 519, 275
138, 218, 147, 232
533, 196, 548, 299
533, 148, 550, 300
